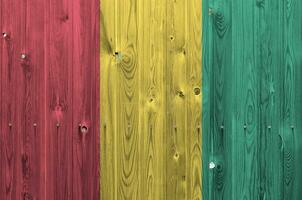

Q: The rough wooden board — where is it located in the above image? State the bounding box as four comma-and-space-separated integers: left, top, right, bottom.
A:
0, 0, 24, 199
0, 0, 46, 199
0, 0, 100, 198
100, 0, 202, 199
71, 0, 100, 198
100, 0, 118, 199
202, 0, 302, 199
45, 0, 74, 198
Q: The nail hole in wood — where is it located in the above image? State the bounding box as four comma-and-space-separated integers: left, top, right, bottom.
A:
79, 124, 88, 134
2, 32, 8, 38
56, 123, 60, 128
174, 152, 179, 160
209, 162, 216, 169
8, 123, 12, 127
268, 125, 271, 129
243, 124, 247, 130
33, 123, 37, 127
21, 53, 27, 59
291, 125, 294, 130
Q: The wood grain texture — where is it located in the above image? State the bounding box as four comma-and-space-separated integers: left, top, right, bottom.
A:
1, 0, 46, 199
1, 0, 100, 199
1, 0, 24, 199
292, 1, 302, 199
72, 0, 100, 198
45, 0, 73, 198
203, 0, 302, 199
100, 0, 118, 199
100, 0, 202, 199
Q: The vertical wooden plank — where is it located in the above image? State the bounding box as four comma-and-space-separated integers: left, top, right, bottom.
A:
292, 0, 302, 199
115, 0, 141, 199
101, 0, 202, 199
45, 0, 73, 198
209, 0, 233, 199
1, 0, 46, 199
281, 0, 295, 199
186, 0, 202, 199
166, 0, 188, 199
285, 0, 302, 199
100, 0, 119, 199
72, 0, 100, 198
139, 0, 167, 199
21, 0, 46, 198
0, 0, 23, 199
258, 0, 283, 199
232, 0, 260, 199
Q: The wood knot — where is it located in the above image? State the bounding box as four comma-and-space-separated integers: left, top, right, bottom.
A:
22, 192, 33, 200
21, 154, 30, 179
194, 87, 201, 95
60, 14, 69, 22
177, 91, 185, 98
256, 0, 264, 7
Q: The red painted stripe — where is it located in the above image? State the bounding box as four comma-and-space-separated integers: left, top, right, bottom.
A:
1, 0, 100, 198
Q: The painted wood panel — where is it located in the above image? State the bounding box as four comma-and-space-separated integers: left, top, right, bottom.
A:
45, 0, 74, 198
202, 0, 302, 199
0, 0, 99, 199
71, 0, 100, 198
1, 0, 46, 199
100, 0, 202, 199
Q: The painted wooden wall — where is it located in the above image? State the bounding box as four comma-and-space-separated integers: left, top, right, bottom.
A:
100, 0, 202, 199
202, 0, 302, 199
0, 0, 99, 199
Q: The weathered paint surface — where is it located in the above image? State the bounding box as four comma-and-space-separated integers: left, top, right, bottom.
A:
100, 0, 202, 199
0, 0, 99, 199
202, 0, 302, 199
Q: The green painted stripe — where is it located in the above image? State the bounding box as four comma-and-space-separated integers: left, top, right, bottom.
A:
202, 0, 302, 199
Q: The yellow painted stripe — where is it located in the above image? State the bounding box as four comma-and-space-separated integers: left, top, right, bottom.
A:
100, 0, 202, 199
